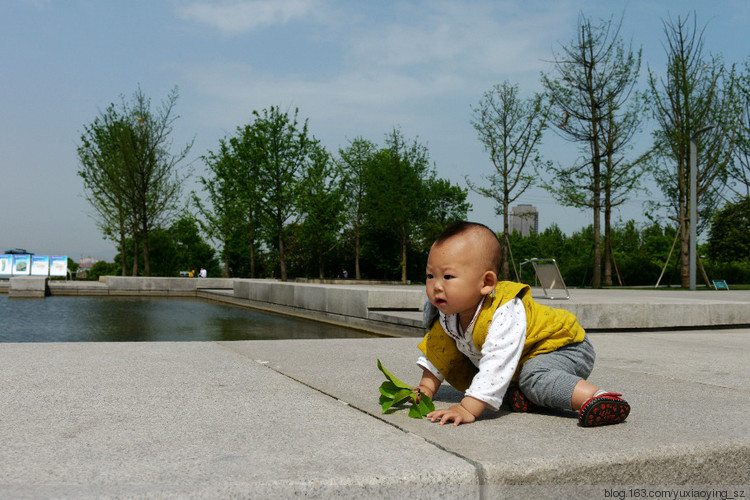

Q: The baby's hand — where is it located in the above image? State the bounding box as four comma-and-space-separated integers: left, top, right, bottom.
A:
427, 404, 476, 426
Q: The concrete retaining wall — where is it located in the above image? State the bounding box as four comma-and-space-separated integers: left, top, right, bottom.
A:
103, 276, 234, 295
229, 280, 424, 336
8, 277, 49, 298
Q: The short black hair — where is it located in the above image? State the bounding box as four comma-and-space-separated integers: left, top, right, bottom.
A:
434, 221, 502, 274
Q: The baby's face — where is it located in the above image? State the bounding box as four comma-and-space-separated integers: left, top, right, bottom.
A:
425, 236, 489, 319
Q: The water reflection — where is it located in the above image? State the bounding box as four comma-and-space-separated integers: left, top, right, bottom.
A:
0, 295, 375, 342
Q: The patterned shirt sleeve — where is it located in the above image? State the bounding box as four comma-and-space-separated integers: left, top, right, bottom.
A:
463, 297, 526, 410
417, 354, 445, 382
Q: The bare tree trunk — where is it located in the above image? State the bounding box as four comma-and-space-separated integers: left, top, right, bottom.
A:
590, 153, 602, 288
131, 232, 139, 276
141, 220, 151, 277
120, 232, 127, 276
355, 235, 361, 280
679, 158, 689, 288
603, 206, 613, 286
355, 224, 361, 280
250, 239, 255, 279
401, 225, 408, 284
222, 242, 230, 278
278, 220, 287, 282
249, 221, 256, 279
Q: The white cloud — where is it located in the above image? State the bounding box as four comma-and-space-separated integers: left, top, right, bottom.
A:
347, 1, 572, 91
183, 61, 462, 128
176, 0, 320, 34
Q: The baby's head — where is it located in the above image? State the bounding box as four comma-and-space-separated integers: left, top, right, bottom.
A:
426, 221, 501, 317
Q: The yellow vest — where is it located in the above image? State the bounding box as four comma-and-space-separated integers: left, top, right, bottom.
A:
417, 281, 585, 392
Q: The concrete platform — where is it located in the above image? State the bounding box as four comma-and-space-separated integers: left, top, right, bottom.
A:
1, 329, 748, 498
5, 277, 750, 333
217, 283, 750, 334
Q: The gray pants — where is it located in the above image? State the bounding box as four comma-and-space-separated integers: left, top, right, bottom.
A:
517, 337, 596, 410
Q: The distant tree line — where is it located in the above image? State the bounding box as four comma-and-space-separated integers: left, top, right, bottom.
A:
78, 10, 750, 286
193, 107, 469, 281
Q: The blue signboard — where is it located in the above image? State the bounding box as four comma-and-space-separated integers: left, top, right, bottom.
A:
12, 254, 31, 275
50, 256, 68, 277
0, 255, 12, 275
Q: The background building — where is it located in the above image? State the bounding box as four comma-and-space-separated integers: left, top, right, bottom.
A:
510, 204, 539, 237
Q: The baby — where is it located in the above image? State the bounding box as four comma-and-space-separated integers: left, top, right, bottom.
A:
414, 221, 630, 426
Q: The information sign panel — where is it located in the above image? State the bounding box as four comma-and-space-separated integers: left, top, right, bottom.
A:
50, 256, 68, 277
12, 255, 31, 275
31, 255, 50, 276
0, 254, 12, 275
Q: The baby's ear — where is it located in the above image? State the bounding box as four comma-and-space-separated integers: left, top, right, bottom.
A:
480, 271, 498, 295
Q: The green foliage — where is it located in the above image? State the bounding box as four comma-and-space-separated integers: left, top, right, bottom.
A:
114, 215, 220, 277
707, 196, 750, 263
194, 140, 247, 277
78, 86, 192, 276
86, 260, 120, 281
359, 130, 470, 283
252, 106, 312, 281
509, 221, 681, 287
296, 142, 347, 278
376, 359, 434, 419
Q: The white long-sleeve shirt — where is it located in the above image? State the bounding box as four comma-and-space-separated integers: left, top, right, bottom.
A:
417, 296, 527, 410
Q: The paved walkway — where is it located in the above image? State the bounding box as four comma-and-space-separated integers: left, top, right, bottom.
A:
1, 288, 749, 498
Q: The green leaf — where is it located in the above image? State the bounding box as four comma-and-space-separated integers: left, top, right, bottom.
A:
380, 388, 414, 414
381, 398, 398, 413
391, 388, 413, 406
376, 359, 433, 418
417, 394, 435, 415
378, 381, 401, 398
376, 359, 411, 389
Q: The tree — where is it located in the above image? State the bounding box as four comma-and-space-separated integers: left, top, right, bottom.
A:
78, 105, 133, 276
78, 86, 192, 276
124, 87, 193, 276
338, 137, 378, 279
167, 214, 220, 276
249, 106, 311, 281
421, 178, 472, 245
647, 12, 741, 287
468, 81, 550, 280
297, 141, 346, 278
194, 141, 242, 277
364, 130, 432, 283
725, 58, 750, 198
542, 13, 644, 288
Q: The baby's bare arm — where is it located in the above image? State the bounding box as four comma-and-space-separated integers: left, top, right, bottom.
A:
416, 368, 441, 399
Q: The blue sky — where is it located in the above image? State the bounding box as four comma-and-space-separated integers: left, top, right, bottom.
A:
2, 0, 749, 261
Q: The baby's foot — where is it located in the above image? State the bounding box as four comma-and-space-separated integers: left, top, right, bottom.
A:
505, 383, 537, 412
578, 392, 630, 426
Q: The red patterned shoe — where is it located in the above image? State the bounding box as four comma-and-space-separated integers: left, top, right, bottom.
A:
578, 392, 630, 427
506, 384, 537, 412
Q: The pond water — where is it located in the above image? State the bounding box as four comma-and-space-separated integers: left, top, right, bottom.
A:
0, 295, 376, 342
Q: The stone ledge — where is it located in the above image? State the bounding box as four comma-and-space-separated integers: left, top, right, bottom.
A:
8, 276, 48, 298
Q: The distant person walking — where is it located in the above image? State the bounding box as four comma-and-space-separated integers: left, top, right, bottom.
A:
199, 267, 207, 278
